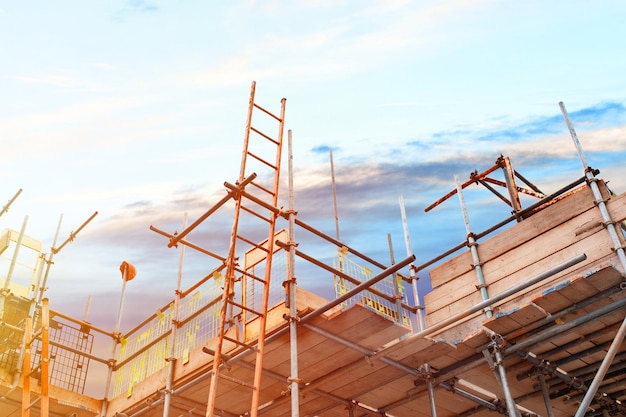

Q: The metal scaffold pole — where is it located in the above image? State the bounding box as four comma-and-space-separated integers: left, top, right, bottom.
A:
163, 214, 187, 417
559, 101, 626, 273
286, 130, 301, 417
398, 195, 437, 417
40, 298, 50, 417
574, 316, 626, 417
21, 316, 32, 417
101, 261, 135, 417
455, 174, 520, 417
454, 174, 493, 319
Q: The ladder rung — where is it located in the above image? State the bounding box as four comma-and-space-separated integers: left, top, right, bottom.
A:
247, 150, 277, 170
26, 396, 41, 410
250, 180, 276, 198
216, 372, 257, 389
228, 299, 265, 316
253, 102, 282, 122
250, 126, 280, 145
236, 234, 270, 251
241, 204, 272, 223
223, 334, 259, 352
224, 181, 281, 216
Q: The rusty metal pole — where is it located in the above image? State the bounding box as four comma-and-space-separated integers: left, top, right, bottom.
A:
501, 156, 522, 215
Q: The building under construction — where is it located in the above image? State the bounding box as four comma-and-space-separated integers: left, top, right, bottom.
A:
2, 83, 626, 417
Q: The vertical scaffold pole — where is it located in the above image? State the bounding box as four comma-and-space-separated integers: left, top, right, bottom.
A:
21, 316, 32, 417
163, 214, 187, 417
330, 150, 340, 241
559, 101, 626, 273
10, 217, 33, 389
398, 195, 437, 417
40, 298, 50, 417
286, 130, 301, 417
37, 214, 63, 304
5, 216, 28, 290
399, 195, 423, 330
454, 175, 492, 319
101, 262, 134, 417
455, 175, 520, 417
386, 234, 403, 324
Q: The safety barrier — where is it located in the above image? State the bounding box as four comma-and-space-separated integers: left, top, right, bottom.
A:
334, 249, 410, 325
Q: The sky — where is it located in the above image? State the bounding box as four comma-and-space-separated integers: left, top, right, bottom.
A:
1, 0, 626, 341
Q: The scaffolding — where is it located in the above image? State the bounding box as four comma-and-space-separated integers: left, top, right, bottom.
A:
1, 87, 626, 417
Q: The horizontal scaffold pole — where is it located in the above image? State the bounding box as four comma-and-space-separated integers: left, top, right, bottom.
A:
291, 217, 413, 284
275, 240, 417, 313
150, 225, 226, 262
299, 254, 416, 323
376, 253, 587, 360
167, 173, 257, 248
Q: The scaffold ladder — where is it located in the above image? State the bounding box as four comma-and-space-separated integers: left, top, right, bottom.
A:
205, 81, 286, 417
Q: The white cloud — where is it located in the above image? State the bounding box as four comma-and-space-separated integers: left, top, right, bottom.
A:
0, 94, 159, 160
173, 1, 497, 88
11, 68, 112, 92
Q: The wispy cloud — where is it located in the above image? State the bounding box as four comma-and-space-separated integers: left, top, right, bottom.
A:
311, 145, 338, 154
174, 1, 497, 88
113, 0, 159, 21
0, 94, 176, 161
14, 72, 74, 88
12, 68, 111, 92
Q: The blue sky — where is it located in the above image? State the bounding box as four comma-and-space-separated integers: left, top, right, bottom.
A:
1, 0, 626, 331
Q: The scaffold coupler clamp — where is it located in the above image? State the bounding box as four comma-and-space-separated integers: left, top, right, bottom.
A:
414, 364, 435, 384
488, 333, 506, 350
280, 208, 298, 218
157, 387, 173, 399
483, 334, 506, 368
282, 312, 300, 323
281, 377, 303, 396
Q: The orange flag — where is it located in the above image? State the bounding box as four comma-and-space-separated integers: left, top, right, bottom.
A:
119, 261, 137, 281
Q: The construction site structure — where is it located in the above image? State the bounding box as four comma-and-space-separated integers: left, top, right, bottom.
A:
1, 84, 626, 417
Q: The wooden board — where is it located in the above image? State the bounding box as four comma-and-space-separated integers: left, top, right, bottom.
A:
0, 367, 102, 417
425, 225, 618, 326
429, 185, 598, 288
